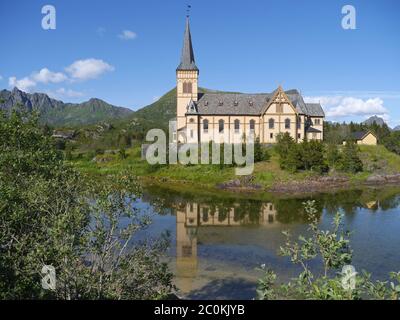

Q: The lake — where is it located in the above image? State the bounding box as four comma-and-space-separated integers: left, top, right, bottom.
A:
137, 185, 400, 299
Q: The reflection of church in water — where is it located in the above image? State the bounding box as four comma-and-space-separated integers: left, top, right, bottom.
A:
175, 201, 279, 292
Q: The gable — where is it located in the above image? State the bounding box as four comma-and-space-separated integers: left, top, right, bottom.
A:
362, 132, 376, 141
262, 87, 297, 115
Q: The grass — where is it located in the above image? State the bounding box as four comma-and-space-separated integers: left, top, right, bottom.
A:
70, 144, 400, 193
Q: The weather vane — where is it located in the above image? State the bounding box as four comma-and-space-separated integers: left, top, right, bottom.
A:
186, 4, 191, 17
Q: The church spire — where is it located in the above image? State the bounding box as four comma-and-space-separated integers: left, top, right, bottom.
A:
177, 16, 198, 71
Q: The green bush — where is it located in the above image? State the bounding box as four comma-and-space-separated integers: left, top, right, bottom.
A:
0, 111, 174, 299
256, 201, 400, 300
339, 141, 363, 173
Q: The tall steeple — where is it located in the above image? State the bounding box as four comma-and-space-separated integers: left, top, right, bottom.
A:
177, 17, 198, 71
176, 14, 199, 139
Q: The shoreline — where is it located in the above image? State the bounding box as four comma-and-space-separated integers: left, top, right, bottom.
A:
139, 173, 400, 199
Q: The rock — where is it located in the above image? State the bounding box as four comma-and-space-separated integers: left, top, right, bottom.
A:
385, 174, 400, 182
366, 175, 386, 184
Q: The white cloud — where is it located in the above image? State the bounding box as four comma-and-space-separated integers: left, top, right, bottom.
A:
305, 95, 388, 119
304, 95, 344, 107
326, 97, 387, 117
0, 75, 3, 80
8, 76, 36, 92
32, 68, 67, 84
65, 58, 114, 81
118, 30, 137, 40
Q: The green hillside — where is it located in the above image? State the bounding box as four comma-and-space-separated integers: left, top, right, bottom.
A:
129, 87, 240, 128
43, 98, 133, 127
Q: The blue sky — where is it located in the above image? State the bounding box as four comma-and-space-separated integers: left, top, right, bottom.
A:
0, 0, 399, 126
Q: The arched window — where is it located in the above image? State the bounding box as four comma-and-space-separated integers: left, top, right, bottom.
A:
250, 119, 255, 131
183, 82, 192, 94
203, 119, 209, 133
234, 119, 240, 133
297, 116, 301, 129
219, 119, 224, 133
269, 118, 275, 129
285, 118, 291, 129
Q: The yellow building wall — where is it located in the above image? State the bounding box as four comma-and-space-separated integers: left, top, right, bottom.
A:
357, 133, 377, 145
179, 88, 325, 144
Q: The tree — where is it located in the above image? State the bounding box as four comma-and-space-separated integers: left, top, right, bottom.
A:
300, 140, 326, 173
284, 144, 302, 173
276, 134, 325, 173
0, 111, 174, 299
254, 136, 270, 163
339, 141, 363, 173
276, 133, 297, 170
326, 143, 341, 170
382, 132, 400, 155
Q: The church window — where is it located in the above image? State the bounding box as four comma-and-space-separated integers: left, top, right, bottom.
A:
183, 81, 192, 94
270, 133, 273, 139
219, 119, 224, 133
234, 119, 240, 133
250, 119, 255, 131
182, 245, 192, 257
269, 118, 275, 129
285, 118, 291, 129
203, 119, 209, 133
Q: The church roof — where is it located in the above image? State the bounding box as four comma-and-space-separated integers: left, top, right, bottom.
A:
177, 17, 198, 71
196, 93, 271, 115
192, 89, 325, 116
306, 127, 322, 133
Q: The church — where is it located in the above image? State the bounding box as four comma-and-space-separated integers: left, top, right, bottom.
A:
175, 17, 325, 144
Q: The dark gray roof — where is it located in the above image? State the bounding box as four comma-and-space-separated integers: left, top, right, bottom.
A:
286, 91, 324, 116
195, 93, 271, 115
306, 127, 322, 133
177, 18, 198, 71
304, 103, 325, 117
189, 89, 325, 117
351, 131, 371, 140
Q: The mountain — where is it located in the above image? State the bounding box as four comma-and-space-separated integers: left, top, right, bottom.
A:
132, 88, 177, 127
393, 126, 400, 131
130, 87, 240, 128
362, 116, 386, 127
0, 87, 133, 127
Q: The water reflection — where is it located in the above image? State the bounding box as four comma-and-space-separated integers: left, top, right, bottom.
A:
175, 201, 281, 293
143, 185, 400, 299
